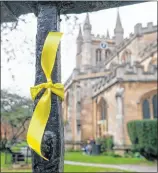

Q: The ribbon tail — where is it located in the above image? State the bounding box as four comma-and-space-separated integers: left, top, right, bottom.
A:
27, 89, 51, 160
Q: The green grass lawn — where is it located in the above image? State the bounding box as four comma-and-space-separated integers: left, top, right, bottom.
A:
64, 165, 130, 172
1, 152, 130, 172
1, 152, 12, 168
1, 151, 155, 172
1, 169, 31, 172
64, 152, 154, 165
1, 165, 130, 172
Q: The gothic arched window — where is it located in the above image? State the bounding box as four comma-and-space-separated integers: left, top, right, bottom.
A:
142, 99, 150, 119
121, 49, 131, 64
152, 94, 157, 118
96, 49, 101, 62
105, 49, 111, 59
100, 99, 107, 120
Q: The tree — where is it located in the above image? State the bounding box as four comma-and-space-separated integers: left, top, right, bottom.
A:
1, 89, 33, 148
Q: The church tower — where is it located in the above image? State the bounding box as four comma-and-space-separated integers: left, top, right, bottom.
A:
114, 9, 124, 45
76, 25, 83, 69
82, 13, 92, 67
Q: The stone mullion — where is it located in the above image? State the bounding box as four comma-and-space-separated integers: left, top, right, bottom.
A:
149, 97, 154, 119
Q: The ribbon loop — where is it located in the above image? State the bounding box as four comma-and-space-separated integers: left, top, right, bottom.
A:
27, 32, 64, 160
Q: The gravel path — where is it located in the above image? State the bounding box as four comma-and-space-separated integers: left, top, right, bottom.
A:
64, 160, 157, 172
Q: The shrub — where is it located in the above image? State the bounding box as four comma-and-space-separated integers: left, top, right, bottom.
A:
127, 119, 157, 160
65, 147, 81, 152
124, 151, 142, 158
100, 138, 106, 152
95, 138, 101, 145
102, 151, 121, 157
96, 135, 114, 152
0, 139, 7, 150
105, 136, 114, 151
65, 148, 74, 152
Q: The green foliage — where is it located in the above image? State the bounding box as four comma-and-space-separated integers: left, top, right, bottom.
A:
96, 136, 114, 152
102, 151, 121, 158
1, 90, 33, 144
11, 146, 21, 152
11, 141, 28, 152
1, 90, 33, 121
127, 119, 157, 160
106, 136, 114, 151
0, 139, 7, 150
95, 137, 105, 152
17, 141, 28, 147
65, 147, 81, 152
123, 151, 142, 158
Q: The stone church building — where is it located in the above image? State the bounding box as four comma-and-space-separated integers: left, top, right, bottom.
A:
63, 11, 157, 149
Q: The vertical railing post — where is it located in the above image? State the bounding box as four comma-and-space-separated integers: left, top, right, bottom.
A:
31, 3, 64, 173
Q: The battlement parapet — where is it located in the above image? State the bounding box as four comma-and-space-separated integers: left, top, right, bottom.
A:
92, 62, 157, 97
134, 22, 157, 36
103, 22, 157, 66
92, 33, 115, 42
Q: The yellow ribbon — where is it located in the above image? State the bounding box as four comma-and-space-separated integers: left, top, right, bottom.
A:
27, 32, 64, 160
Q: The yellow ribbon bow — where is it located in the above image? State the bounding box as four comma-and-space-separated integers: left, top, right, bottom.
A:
27, 32, 64, 160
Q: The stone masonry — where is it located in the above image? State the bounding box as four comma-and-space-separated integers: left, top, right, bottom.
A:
63, 11, 157, 149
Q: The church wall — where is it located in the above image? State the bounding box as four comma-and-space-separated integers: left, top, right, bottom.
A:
140, 56, 153, 71
105, 56, 119, 69
81, 98, 93, 141
81, 42, 92, 66
91, 39, 115, 66
105, 31, 157, 69
93, 83, 119, 140
123, 81, 157, 145
119, 38, 138, 65
64, 11, 157, 147
92, 80, 157, 146
91, 42, 99, 66
64, 84, 77, 142
101, 84, 118, 137
91, 41, 102, 66
140, 52, 157, 71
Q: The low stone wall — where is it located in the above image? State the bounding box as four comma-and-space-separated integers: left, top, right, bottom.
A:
65, 141, 83, 151
113, 145, 131, 156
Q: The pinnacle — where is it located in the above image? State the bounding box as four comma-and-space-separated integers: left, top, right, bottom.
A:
83, 13, 92, 30
115, 9, 123, 31
77, 25, 83, 41
85, 13, 90, 25
106, 29, 110, 39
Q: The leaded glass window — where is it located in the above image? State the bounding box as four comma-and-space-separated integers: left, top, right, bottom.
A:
142, 99, 150, 119
152, 94, 157, 118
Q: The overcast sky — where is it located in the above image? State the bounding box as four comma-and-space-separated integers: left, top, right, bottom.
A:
1, 1, 157, 98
